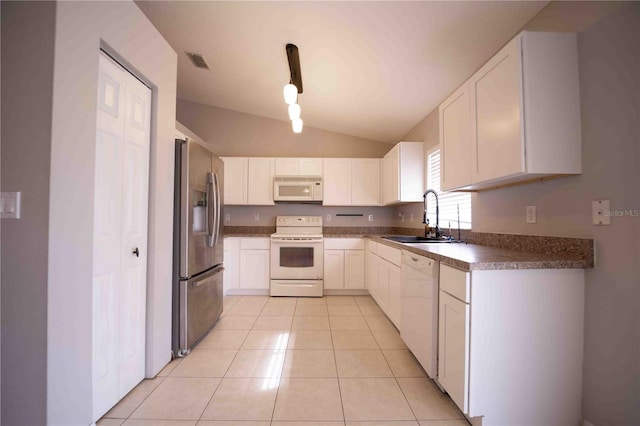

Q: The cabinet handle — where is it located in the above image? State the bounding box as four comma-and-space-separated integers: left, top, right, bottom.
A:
132, 247, 140, 257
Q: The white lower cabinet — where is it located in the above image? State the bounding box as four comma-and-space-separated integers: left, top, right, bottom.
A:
223, 237, 240, 293
323, 238, 365, 290
437, 264, 585, 426
366, 240, 401, 329
438, 289, 470, 413
224, 237, 270, 293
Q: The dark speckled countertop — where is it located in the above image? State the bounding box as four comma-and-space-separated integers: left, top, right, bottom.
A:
370, 236, 589, 271
224, 226, 593, 271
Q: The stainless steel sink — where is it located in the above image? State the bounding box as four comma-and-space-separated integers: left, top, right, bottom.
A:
382, 235, 455, 243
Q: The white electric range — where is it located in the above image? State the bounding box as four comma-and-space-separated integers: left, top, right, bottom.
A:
270, 216, 324, 297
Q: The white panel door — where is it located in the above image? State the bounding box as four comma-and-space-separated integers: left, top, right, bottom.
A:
351, 159, 381, 206
275, 158, 298, 176
247, 158, 275, 205
382, 147, 399, 205
93, 53, 150, 420
438, 290, 470, 413
323, 158, 351, 205
344, 250, 365, 289
470, 37, 523, 183
440, 83, 472, 191
239, 249, 270, 289
298, 158, 323, 176
221, 157, 248, 205
376, 259, 391, 313
118, 68, 151, 398
388, 264, 402, 328
324, 250, 345, 289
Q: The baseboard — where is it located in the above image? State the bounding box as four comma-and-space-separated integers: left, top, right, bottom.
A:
224, 289, 269, 296
323, 289, 370, 296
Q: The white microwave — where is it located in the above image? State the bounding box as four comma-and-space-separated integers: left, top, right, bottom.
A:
273, 176, 323, 202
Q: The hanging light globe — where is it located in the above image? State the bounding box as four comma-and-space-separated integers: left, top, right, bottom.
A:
288, 103, 301, 120
292, 118, 303, 133
283, 83, 298, 105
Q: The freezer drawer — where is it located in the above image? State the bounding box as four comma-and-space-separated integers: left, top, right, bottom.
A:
176, 265, 224, 356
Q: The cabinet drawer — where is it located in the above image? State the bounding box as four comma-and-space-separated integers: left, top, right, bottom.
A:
324, 238, 364, 250
440, 264, 470, 303
240, 237, 270, 250
377, 243, 401, 266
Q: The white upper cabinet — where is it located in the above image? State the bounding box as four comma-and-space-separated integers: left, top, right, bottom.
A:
222, 157, 274, 205
351, 159, 381, 206
247, 158, 275, 205
275, 158, 323, 176
440, 83, 472, 191
323, 158, 352, 205
441, 31, 581, 191
221, 157, 248, 205
382, 142, 424, 205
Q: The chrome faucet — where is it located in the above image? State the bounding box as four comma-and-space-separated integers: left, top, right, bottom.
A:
423, 189, 442, 239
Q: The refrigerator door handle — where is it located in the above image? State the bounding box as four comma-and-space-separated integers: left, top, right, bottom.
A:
206, 172, 215, 247
191, 266, 225, 287
213, 173, 221, 246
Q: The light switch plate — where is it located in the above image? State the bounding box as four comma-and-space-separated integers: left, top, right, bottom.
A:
254, 212, 260, 222
224, 213, 231, 222
592, 200, 611, 225
0, 192, 21, 219
326, 214, 331, 222
368, 214, 374, 222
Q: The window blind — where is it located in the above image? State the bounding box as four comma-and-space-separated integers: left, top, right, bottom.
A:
425, 148, 472, 229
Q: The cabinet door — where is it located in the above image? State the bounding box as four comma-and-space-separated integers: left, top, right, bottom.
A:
221, 157, 248, 205
367, 251, 379, 298
223, 237, 240, 293
247, 158, 275, 205
275, 158, 298, 176
239, 249, 269, 289
382, 147, 399, 205
438, 290, 470, 413
440, 83, 472, 190
377, 259, 391, 313
344, 250, 365, 289
351, 159, 381, 206
323, 158, 351, 205
397, 142, 424, 202
298, 158, 323, 176
470, 36, 523, 184
324, 250, 345, 289
388, 264, 402, 328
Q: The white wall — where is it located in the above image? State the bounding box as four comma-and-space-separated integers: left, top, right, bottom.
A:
1, 2, 56, 424
47, 2, 177, 424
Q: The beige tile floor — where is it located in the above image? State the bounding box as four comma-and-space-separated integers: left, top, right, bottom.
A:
99, 295, 468, 426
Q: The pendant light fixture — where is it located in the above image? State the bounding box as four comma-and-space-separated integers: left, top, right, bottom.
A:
283, 43, 304, 133
288, 103, 301, 120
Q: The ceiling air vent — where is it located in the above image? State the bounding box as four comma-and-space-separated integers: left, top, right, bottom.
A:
186, 52, 210, 70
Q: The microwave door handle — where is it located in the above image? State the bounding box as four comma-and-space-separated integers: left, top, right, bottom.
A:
213, 173, 221, 246
207, 172, 214, 247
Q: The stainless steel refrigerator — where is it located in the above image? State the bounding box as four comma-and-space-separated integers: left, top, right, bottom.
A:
173, 138, 224, 357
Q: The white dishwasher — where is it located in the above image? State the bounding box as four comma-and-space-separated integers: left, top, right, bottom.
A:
401, 250, 439, 378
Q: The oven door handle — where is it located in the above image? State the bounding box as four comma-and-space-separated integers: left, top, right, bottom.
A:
271, 239, 324, 244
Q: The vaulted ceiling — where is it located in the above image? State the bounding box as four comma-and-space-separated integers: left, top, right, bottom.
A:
136, 1, 549, 143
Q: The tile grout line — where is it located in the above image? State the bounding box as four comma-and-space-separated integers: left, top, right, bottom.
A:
329, 300, 348, 425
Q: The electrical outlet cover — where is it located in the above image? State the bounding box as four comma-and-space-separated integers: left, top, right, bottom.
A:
592, 200, 611, 225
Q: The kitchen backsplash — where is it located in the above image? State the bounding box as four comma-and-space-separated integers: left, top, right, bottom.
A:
223, 205, 397, 227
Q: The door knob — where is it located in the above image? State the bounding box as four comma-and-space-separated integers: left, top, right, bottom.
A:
133, 247, 140, 257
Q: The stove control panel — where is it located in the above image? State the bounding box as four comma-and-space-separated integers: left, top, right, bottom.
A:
276, 216, 323, 227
